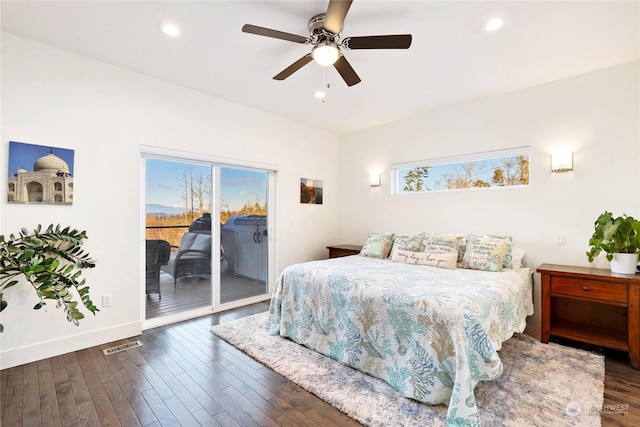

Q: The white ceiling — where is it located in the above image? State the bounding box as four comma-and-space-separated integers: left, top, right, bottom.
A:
1, 1, 638, 134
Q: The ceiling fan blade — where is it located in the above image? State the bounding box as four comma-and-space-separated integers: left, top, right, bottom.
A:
342, 34, 412, 49
273, 54, 314, 80
324, 0, 353, 34
242, 24, 309, 44
333, 55, 361, 86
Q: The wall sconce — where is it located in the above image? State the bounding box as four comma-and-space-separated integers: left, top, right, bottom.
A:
370, 173, 381, 187
551, 151, 573, 173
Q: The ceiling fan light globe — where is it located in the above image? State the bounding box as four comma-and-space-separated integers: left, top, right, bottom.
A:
312, 42, 340, 67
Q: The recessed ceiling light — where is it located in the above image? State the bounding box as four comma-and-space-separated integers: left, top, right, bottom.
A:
161, 23, 180, 37
314, 91, 326, 99
483, 18, 504, 32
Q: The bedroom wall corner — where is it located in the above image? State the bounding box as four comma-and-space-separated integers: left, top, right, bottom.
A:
336, 61, 640, 340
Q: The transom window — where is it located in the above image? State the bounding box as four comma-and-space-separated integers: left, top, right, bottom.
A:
392, 147, 530, 194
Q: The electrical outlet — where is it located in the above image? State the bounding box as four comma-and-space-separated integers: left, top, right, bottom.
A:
102, 294, 112, 307
556, 234, 566, 246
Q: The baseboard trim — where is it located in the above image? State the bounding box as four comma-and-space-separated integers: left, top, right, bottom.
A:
0, 321, 142, 369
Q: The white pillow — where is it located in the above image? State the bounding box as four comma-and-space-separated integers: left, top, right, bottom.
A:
510, 246, 526, 268
391, 249, 457, 269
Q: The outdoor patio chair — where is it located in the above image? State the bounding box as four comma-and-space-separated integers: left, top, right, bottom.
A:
145, 239, 171, 298
161, 232, 212, 286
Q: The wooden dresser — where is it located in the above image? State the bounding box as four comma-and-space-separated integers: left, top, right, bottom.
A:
537, 263, 640, 369
326, 244, 362, 259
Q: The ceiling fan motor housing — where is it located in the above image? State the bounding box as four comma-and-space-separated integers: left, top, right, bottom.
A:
308, 13, 340, 45
308, 13, 330, 34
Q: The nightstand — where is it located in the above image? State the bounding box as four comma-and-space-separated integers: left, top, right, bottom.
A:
326, 244, 362, 259
537, 263, 640, 370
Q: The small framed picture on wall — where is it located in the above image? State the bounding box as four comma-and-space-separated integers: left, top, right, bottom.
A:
300, 178, 323, 204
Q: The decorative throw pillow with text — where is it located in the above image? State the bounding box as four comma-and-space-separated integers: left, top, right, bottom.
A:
391, 249, 457, 269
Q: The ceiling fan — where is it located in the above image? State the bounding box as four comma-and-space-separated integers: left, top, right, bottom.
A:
242, 0, 412, 87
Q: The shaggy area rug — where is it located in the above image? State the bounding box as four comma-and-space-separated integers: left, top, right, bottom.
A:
211, 312, 604, 426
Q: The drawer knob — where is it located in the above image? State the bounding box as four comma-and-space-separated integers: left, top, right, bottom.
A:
582, 286, 590, 292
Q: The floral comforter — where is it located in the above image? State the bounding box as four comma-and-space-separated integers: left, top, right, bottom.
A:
268, 255, 534, 426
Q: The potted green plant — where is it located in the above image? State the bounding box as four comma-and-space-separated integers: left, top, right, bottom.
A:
586, 211, 640, 274
0, 224, 98, 332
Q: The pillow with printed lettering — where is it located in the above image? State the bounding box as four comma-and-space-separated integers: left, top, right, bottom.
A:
422, 234, 462, 257
464, 234, 514, 268
391, 249, 457, 269
389, 233, 425, 258
461, 236, 510, 272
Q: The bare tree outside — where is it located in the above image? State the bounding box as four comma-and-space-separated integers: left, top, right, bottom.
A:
179, 166, 211, 224
194, 171, 210, 216
437, 161, 489, 189
146, 165, 212, 247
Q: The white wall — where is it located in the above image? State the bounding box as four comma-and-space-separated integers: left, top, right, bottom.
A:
0, 33, 341, 368
337, 61, 640, 337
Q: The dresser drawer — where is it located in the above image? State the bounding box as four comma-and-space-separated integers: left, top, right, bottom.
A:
550, 276, 628, 304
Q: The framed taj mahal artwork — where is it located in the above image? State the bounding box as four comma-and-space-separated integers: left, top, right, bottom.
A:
7, 141, 75, 205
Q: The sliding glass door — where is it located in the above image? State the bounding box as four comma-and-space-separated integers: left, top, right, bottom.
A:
219, 167, 269, 304
144, 155, 273, 321
144, 158, 213, 319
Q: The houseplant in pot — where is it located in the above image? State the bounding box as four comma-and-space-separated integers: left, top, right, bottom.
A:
0, 224, 98, 332
586, 211, 640, 274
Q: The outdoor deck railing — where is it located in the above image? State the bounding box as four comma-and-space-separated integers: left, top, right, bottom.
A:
145, 225, 191, 250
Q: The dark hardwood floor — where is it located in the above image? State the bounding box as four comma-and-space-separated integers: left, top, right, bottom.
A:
602, 351, 640, 426
1, 302, 359, 427
2, 303, 639, 426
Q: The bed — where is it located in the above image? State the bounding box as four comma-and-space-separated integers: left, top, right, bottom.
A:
268, 239, 534, 426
